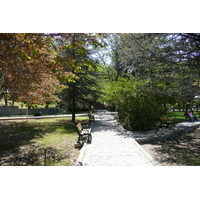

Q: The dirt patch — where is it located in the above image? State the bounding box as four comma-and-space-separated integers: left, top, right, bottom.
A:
141, 127, 200, 166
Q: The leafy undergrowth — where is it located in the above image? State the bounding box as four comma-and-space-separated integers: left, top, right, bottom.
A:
0, 117, 88, 166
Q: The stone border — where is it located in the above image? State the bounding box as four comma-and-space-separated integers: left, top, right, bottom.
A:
76, 143, 88, 166
133, 140, 159, 166
136, 124, 200, 144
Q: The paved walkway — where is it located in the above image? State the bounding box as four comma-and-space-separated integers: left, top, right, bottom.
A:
80, 111, 158, 166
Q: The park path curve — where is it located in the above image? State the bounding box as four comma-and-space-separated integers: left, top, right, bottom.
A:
80, 111, 158, 166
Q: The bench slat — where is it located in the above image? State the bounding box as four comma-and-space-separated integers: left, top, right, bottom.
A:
159, 117, 175, 126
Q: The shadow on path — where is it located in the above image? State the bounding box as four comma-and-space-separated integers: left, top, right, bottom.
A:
81, 112, 157, 166
144, 128, 200, 166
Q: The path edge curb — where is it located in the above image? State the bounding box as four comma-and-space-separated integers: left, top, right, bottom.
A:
136, 124, 200, 144
76, 143, 88, 166
133, 140, 159, 166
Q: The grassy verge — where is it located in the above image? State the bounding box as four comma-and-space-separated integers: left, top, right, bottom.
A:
0, 116, 88, 166
164, 111, 199, 124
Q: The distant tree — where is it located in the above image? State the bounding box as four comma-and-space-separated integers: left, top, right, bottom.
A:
117, 33, 200, 109
99, 33, 200, 131
59, 71, 100, 113
0, 33, 107, 111
55, 33, 107, 122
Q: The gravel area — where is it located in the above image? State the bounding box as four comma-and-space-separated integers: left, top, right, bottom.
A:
81, 111, 158, 166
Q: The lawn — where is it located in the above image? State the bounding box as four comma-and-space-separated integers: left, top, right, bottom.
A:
0, 116, 88, 166
165, 111, 199, 124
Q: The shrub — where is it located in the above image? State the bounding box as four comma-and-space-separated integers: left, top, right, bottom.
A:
118, 91, 166, 131
102, 77, 166, 131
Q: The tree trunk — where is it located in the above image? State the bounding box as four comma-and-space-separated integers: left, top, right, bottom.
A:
4, 94, 8, 106
71, 83, 76, 123
178, 104, 181, 112
71, 34, 78, 123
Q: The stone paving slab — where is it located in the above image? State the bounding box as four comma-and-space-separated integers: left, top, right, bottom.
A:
81, 112, 158, 166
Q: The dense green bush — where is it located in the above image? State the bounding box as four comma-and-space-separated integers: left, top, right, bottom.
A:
102, 77, 166, 131
118, 92, 166, 131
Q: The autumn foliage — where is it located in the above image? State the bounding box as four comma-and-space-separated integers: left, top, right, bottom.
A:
0, 33, 61, 104
0, 33, 107, 105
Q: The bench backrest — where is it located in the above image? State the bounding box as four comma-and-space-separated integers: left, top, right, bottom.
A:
159, 117, 170, 121
77, 123, 83, 133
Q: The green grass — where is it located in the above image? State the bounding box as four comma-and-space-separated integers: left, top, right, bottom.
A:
188, 158, 200, 165
0, 116, 88, 166
176, 156, 200, 166
164, 111, 199, 124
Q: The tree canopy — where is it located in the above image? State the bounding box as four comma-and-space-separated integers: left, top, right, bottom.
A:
98, 33, 200, 130
1, 33, 200, 129
0, 33, 64, 105
0, 33, 107, 107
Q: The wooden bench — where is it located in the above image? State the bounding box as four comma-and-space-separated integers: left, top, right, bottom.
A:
159, 117, 175, 127
88, 113, 95, 122
74, 123, 92, 149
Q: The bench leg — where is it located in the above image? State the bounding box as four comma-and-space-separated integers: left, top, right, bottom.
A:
86, 134, 92, 144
